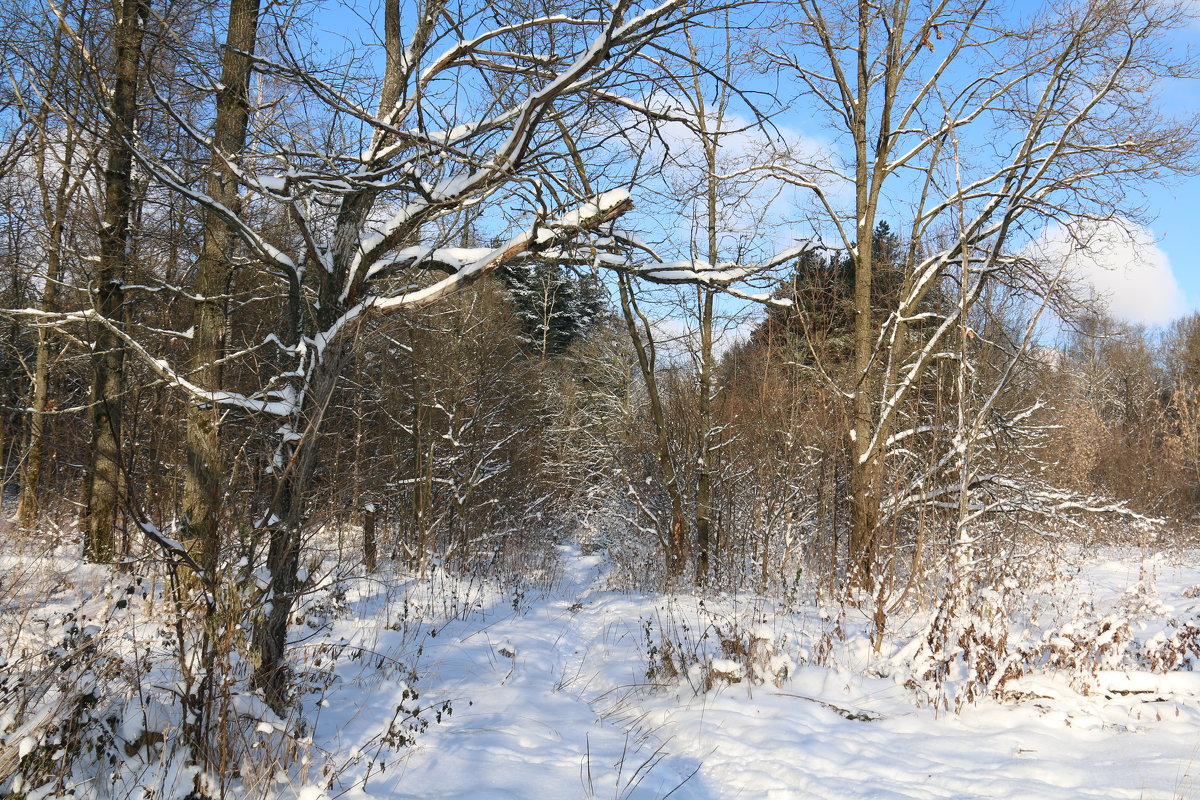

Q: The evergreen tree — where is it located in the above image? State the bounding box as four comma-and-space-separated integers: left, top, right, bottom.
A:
497, 262, 607, 357
747, 221, 905, 364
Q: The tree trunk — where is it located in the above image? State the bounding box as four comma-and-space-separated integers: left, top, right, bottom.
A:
684, 18, 728, 587
84, 0, 149, 562
693, 97, 720, 585
253, 336, 353, 709
846, 3, 882, 589
695, 287, 714, 584
848, 451, 881, 585
19, 198, 65, 530
181, 0, 261, 576
363, 502, 378, 572
618, 275, 688, 578
847, 191, 881, 587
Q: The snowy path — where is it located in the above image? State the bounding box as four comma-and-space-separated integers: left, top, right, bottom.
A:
309, 546, 701, 799
380, 548, 701, 799
302, 546, 1200, 799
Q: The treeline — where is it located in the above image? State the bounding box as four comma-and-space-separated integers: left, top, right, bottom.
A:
4, 208, 1200, 588
0, 0, 1195, 613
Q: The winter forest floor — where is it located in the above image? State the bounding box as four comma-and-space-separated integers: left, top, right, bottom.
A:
4, 531, 1200, 799
305, 543, 1200, 800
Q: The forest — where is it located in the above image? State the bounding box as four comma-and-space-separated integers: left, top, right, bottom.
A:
2, 0, 1200, 796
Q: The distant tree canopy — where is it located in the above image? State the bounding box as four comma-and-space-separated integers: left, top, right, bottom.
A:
1165, 313, 1200, 390
496, 262, 608, 357
746, 221, 907, 361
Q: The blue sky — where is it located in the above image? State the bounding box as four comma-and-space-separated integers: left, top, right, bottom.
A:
1036, 4, 1200, 328
1140, 63, 1200, 324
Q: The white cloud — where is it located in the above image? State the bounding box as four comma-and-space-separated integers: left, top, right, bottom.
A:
1027, 219, 1187, 326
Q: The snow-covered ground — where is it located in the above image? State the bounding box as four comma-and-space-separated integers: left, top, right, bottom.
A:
286, 545, 1200, 800
4, 536, 1200, 798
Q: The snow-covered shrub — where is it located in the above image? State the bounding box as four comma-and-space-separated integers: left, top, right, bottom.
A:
641, 600, 796, 693
902, 566, 1025, 712
0, 539, 348, 799
895, 548, 1200, 711
1008, 572, 1200, 693
0, 576, 210, 799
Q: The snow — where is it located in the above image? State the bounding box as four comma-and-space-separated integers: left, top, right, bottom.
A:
258, 174, 288, 194
6, 537, 1200, 799
283, 545, 1200, 800
554, 189, 631, 229
371, 191, 633, 312
634, 261, 756, 286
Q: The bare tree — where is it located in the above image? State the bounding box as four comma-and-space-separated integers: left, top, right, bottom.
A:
759, 0, 1197, 587
180, 0, 261, 575
82, 0, 151, 561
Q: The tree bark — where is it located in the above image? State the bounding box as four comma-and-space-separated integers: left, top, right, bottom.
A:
181, 0, 262, 576
846, 0, 891, 589
84, 0, 149, 562
691, 46, 719, 585
253, 335, 354, 709
363, 502, 378, 572
695, 287, 714, 583
847, 173, 882, 587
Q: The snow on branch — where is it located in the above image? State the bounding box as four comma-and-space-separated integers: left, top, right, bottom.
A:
2, 308, 298, 417
614, 243, 809, 306
370, 189, 635, 312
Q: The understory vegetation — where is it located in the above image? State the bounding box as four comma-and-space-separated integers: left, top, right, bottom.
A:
2, 0, 1200, 796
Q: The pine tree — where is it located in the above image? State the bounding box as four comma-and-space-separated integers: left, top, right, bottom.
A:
497, 262, 607, 357
747, 221, 906, 365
